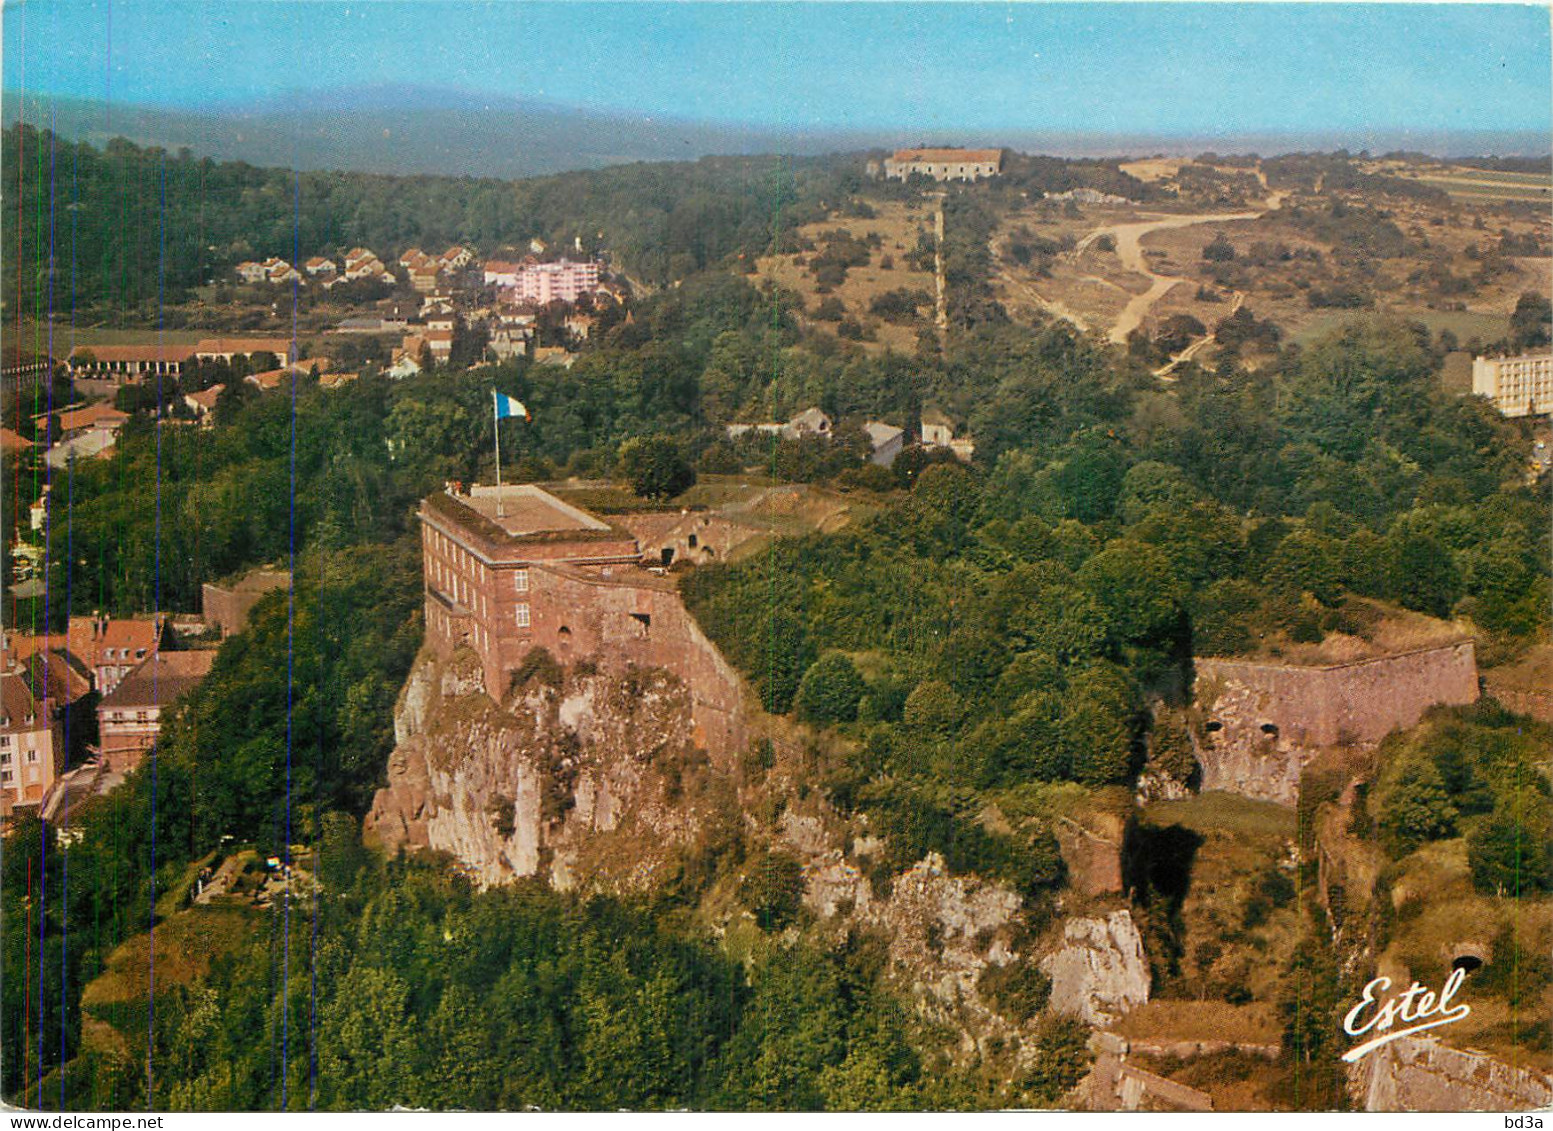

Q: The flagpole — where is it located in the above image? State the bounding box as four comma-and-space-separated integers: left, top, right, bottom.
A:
493, 390, 504, 518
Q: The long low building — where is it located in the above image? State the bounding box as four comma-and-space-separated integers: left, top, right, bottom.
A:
880, 147, 1003, 182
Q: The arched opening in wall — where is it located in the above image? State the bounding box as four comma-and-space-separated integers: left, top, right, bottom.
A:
687, 533, 698, 548
1204, 720, 1223, 734
1260, 723, 1279, 739
558, 626, 571, 650
1452, 954, 1483, 974
661, 548, 674, 566
702, 546, 715, 559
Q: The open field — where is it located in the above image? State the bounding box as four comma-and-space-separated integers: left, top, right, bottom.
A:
755, 199, 936, 355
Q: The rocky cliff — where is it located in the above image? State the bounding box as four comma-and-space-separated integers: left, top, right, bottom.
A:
366, 645, 727, 889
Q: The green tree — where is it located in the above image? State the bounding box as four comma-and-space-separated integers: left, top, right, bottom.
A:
794, 652, 867, 725
618, 433, 697, 499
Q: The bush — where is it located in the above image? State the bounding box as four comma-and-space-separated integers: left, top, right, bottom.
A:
976, 961, 1051, 1023
794, 652, 867, 725
740, 849, 805, 930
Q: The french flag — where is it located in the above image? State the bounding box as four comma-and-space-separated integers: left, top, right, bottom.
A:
493, 391, 530, 421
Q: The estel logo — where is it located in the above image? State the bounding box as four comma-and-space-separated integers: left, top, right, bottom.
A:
1341, 967, 1472, 1062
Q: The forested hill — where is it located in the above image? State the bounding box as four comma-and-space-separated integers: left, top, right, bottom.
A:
2, 123, 1166, 320
0, 122, 844, 314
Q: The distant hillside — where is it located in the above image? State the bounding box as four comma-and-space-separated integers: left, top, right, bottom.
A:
0, 86, 858, 178
5, 87, 1547, 179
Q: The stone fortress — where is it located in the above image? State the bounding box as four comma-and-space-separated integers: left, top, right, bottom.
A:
418, 483, 745, 756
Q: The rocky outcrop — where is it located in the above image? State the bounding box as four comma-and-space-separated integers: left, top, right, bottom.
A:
366, 645, 716, 889
1348, 1036, 1553, 1112
1053, 815, 1126, 897
1040, 910, 1151, 1027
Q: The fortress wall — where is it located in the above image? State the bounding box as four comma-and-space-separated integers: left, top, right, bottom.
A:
1195, 642, 1479, 806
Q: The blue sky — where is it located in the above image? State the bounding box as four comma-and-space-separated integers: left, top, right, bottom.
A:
5, 2, 1550, 136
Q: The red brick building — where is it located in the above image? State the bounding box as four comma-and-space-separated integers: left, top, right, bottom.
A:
420, 484, 745, 757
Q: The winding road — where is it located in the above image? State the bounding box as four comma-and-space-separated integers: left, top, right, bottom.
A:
990, 180, 1288, 351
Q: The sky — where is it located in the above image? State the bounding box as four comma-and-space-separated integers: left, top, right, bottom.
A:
3, 1, 1550, 139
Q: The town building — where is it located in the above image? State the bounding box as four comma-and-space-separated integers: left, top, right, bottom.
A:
202, 567, 291, 636
95, 650, 217, 772
264, 258, 301, 284
235, 261, 268, 284
1472, 352, 1553, 418
66, 614, 167, 697
486, 258, 602, 304
882, 147, 1003, 182
42, 401, 130, 439
1, 662, 65, 816
418, 483, 743, 751
304, 256, 336, 277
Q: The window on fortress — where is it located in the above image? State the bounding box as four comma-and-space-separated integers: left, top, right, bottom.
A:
1205, 720, 1223, 733
1260, 723, 1279, 738
631, 613, 651, 631
515, 604, 531, 628
514, 569, 529, 592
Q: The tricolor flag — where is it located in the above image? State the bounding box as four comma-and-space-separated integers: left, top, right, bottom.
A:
493, 391, 530, 421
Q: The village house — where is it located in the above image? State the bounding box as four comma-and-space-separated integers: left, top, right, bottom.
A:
95, 650, 217, 773
921, 409, 976, 461
343, 248, 393, 283
399, 248, 429, 270
66, 614, 168, 697
880, 147, 1004, 182
184, 383, 225, 420
864, 420, 905, 466
387, 349, 424, 379
410, 263, 442, 293
438, 245, 474, 271
235, 261, 269, 284
1, 426, 35, 455
488, 327, 532, 362
43, 401, 130, 439
304, 256, 337, 277
265, 258, 302, 284
419, 483, 744, 752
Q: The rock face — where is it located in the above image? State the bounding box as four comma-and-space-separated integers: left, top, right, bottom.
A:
1040, 910, 1151, 1027
1194, 642, 1478, 805
366, 645, 717, 889
1349, 1036, 1553, 1112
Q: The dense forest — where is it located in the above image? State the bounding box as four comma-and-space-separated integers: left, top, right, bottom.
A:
2, 127, 1550, 1111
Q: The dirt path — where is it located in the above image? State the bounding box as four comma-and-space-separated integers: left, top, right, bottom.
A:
1096, 208, 1267, 343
